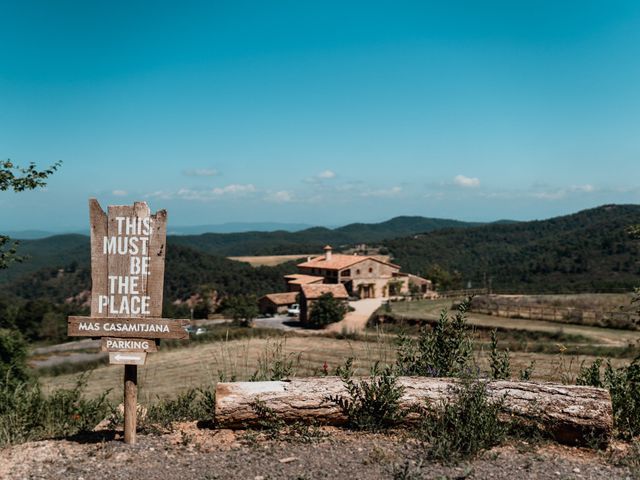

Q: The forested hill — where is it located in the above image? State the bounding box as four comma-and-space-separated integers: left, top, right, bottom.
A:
0, 215, 480, 283
4, 244, 296, 305
169, 215, 481, 256
384, 204, 640, 293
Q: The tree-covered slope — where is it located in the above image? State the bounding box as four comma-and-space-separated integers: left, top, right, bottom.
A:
384, 204, 640, 292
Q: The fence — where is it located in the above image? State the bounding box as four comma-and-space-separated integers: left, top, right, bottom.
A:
469, 303, 639, 330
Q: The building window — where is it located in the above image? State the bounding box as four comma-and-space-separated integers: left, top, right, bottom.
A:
342, 269, 351, 277
356, 269, 360, 275
369, 267, 373, 273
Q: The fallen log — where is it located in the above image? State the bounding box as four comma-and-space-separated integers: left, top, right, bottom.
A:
215, 377, 613, 445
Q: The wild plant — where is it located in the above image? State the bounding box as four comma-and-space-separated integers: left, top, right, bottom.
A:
489, 329, 511, 380
329, 360, 406, 431
395, 300, 473, 377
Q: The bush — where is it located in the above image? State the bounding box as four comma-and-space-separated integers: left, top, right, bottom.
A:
0, 373, 111, 446
221, 295, 258, 327
250, 340, 300, 381
577, 357, 640, 439
0, 328, 29, 384
308, 293, 348, 328
395, 300, 473, 377
329, 362, 406, 431
489, 329, 511, 380
143, 387, 216, 431
414, 379, 507, 463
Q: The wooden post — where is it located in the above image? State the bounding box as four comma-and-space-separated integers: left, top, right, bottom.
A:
124, 365, 138, 444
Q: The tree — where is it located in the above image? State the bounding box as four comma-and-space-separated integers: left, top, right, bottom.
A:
425, 264, 463, 291
1, 159, 61, 269
222, 295, 259, 327
0, 329, 29, 384
308, 293, 348, 328
0, 159, 60, 384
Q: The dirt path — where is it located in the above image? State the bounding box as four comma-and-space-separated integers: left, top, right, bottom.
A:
326, 298, 385, 333
0, 425, 635, 480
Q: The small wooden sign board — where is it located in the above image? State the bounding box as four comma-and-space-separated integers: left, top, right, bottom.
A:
67, 199, 189, 444
109, 352, 147, 366
101, 337, 158, 353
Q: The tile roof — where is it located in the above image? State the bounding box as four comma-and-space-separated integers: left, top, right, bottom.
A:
297, 254, 400, 271
300, 283, 349, 300
284, 274, 325, 285
260, 292, 299, 305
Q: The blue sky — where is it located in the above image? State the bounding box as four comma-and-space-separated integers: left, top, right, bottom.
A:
2, 1, 640, 230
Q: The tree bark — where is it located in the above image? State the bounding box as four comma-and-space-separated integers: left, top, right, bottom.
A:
215, 377, 612, 445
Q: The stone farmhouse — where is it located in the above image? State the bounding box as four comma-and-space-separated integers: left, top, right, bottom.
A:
257, 245, 434, 320
291, 245, 433, 299
257, 292, 299, 315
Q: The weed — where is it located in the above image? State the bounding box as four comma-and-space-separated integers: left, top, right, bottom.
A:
518, 360, 536, 381
250, 339, 301, 381
142, 386, 215, 432
489, 329, 511, 380
414, 379, 507, 464
395, 300, 473, 377
577, 357, 640, 439
328, 362, 406, 431
391, 460, 423, 480
0, 372, 112, 446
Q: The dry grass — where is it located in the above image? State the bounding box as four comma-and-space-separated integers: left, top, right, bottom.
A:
41, 332, 632, 402
385, 299, 640, 346
477, 293, 636, 311
41, 334, 396, 401
227, 255, 312, 266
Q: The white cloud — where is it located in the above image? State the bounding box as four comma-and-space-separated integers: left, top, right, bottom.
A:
570, 184, 595, 193
453, 175, 480, 188
146, 184, 256, 202
305, 169, 337, 183
112, 190, 128, 196
361, 186, 403, 198
183, 168, 218, 177
265, 190, 294, 203
317, 169, 336, 179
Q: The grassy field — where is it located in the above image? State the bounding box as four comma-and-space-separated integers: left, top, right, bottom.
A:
382, 299, 640, 347
41, 328, 633, 402
227, 254, 312, 266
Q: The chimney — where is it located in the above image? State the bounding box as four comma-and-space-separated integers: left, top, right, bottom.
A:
324, 245, 333, 261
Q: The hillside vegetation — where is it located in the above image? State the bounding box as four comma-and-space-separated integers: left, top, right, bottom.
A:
384, 204, 640, 293
0, 215, 479, 284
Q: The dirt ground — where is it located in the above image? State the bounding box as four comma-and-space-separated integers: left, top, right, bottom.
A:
1, 424, 637, 480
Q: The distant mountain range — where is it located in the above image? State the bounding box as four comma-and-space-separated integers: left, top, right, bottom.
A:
0, 215, 482, 283
4, 222, 316, 239
2, 205, 639, 298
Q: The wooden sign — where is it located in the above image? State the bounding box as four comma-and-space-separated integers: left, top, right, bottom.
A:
69, 316, 189, 339
101, 337, 158, 353
109, 352, 147, 366
67, 199, 189, 444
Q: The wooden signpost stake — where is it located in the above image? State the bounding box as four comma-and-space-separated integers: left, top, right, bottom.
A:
67, 199, 188, 444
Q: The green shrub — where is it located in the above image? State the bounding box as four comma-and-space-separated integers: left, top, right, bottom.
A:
395, 300, 473, 377
143, 387, 216, 431
0, 328, 29, 384
489, 329, 511, 380
329, 362, 406, 431
308, 293, 348, 328
577, 357, 640, 439
250, 340, 300, 381
0, 373, 111, 446
414, 379, 507, 463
